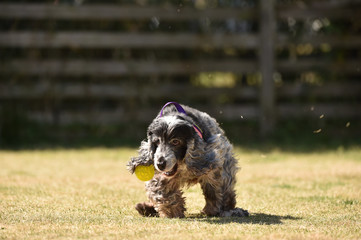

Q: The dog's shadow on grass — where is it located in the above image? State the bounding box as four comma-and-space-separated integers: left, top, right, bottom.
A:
185, 212, 301, 225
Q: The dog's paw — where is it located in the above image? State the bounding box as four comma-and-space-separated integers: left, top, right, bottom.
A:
220, 208, 249, 217
231, 208, 249, 217
135, 202, 158, 217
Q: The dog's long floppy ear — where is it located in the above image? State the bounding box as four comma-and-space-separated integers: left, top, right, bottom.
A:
127, 139, 154, 174
184, 134, 223, 176
127, 119, 161, 173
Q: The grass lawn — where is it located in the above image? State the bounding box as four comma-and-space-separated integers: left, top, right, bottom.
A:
1, 147, 360, 239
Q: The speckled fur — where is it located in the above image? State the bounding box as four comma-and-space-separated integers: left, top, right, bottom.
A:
127, 104, 248, 218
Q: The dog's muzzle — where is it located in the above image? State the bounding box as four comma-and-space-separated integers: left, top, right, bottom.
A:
156, 157, 178, 177
163, 163, 178, 177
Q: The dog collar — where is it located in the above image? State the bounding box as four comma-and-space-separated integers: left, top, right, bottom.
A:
159, 102, 203, 139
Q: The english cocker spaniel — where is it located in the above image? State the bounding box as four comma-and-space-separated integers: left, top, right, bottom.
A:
127, 102, 249, 218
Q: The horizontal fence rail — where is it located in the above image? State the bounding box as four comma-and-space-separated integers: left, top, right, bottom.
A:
1, 3, 359, 21
0, 4, 255, 20
25, 103, 360, 125
3, 59, 360, 76
3, 60, 257, 75
1, 82, 360, 100
0, 32, 259, 49
2, 32, 361, 49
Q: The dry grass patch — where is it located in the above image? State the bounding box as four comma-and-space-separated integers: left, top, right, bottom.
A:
0, 147, 360, 239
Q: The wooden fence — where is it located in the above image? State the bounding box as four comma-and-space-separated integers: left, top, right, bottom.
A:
0, 0, 360, 137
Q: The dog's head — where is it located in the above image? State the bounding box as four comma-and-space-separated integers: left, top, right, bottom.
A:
147, 115, 195, 177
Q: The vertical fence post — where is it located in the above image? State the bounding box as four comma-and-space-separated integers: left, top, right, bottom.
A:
259, 0, 276, 137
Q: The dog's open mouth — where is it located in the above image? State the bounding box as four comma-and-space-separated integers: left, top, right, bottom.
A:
163, 164, 178, 177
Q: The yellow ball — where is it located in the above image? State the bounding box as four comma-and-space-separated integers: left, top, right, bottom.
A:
134, 165, 155, 181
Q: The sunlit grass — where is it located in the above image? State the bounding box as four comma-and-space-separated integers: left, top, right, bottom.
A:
1, 147, 360, 239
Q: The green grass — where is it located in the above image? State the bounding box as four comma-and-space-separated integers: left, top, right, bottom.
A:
1, 147, 360, 239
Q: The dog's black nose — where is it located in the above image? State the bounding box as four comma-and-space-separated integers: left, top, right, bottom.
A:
156, 157, 167, 171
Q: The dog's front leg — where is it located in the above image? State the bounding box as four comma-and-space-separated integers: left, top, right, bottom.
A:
135, 202, 158, 217
146, 177, 186, 218
154, 189, 186, 218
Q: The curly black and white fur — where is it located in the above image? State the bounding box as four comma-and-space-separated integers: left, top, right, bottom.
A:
127, 103, 249, 218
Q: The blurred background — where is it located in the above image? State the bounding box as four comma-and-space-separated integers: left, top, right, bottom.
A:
0, 0, 360, 149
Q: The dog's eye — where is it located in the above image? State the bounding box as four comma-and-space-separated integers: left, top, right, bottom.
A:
169, 139, 181, 146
